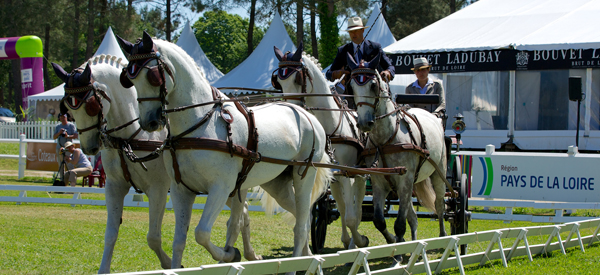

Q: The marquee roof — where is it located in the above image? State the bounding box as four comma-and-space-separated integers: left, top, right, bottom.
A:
385, 0, 600, 54
176, 21, 224, 84
213, 12, 296, 94
29, 27, 125, 102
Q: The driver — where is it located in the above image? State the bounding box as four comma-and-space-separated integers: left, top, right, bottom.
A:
405, 57, 446, 117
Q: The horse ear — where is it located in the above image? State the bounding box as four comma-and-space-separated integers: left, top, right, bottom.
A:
59, 99, 69, 115
368, 52, 381, 70
274, 46, 284, 61
51, 62, 69, 83
346, 53, 359, 71
292, 42, 303, 61
115, 34, 134, 54
143, 31, 154, 52
80, 63, 92, 84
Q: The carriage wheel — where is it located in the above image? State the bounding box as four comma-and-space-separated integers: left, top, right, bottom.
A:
311, 194, 330, 254
450, 156, 469, 254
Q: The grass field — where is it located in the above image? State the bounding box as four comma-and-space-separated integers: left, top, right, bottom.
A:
1, 143, 600, 274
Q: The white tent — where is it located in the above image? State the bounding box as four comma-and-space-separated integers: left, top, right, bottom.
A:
176, 21, 224, 84
385, 0, 600, 54
364, 3, 396, 49
384, 0, 600, 151
29, 26, 126, 103
213, 12, 296, 94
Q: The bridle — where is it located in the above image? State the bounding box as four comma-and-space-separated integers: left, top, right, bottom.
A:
62, 70, 112, 134
351, 67, 388, 115
271, 60, 313, 105
120, 44, 175, 113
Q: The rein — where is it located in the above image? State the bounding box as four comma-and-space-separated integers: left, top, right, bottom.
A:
350, 68, 456, 196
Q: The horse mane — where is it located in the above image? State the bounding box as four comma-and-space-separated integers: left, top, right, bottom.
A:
300, 52, 330, 93
152, 38, 207, 80
85, 54, 128, 70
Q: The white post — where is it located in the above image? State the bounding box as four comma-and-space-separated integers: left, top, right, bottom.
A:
18, 133, 26, 179
508, 70, 515, 138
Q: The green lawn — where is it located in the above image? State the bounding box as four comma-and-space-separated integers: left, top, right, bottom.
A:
1, 148, 600, 274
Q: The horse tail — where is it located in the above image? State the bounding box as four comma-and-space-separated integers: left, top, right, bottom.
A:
414, 178, 437, 212
253, 186, 280, 216
311, 154, 334, 207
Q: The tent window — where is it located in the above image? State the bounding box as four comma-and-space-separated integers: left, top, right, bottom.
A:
446, 71, 508, 130
592, 69, 600, 131
516, 70, 571, 130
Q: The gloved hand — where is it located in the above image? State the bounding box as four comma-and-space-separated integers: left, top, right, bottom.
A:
380, 70, 392, 82
332, 70, 350, 80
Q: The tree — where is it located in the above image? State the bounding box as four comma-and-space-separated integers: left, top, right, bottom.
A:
317, 0, 338, 67
139, 0, 206, 41
192, 10, 265, 73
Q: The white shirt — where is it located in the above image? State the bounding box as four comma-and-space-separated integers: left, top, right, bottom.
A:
412, 78, 433, 94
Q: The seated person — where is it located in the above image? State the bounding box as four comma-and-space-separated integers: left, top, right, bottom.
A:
62, 141, 93, 187
405, 57, 446, 117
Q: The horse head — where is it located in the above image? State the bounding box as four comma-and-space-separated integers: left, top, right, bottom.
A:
272, 42, 309, 94
116, 31, 174, 132
346, 52, 387, 132
52, 62, 106, 155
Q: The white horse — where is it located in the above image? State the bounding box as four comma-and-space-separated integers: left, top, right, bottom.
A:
51, 56, 262, 273
116, 32, 331, 267
272, 43, 369, 250
346, 53, 447, 245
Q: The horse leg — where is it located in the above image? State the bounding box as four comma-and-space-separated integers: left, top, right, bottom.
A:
431, 173, 448, 237
292, 167, 318, 258
194, 184, 238, 262
170, 184, 196, 269
329, 178, 351, 249
393, 182, 413, 244
223, 189, 253, 262
407, 201, 418, 241
240, 199, 262, 260
145, 187, 172, 269
98, 181, 130, 274
352, 176, 368, 247
371, 176, 397, 244
339, 176, 368, 249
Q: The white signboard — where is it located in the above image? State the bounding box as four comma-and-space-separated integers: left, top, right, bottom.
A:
0, 39, 6, 58
21, 68, 33, 83
465, 152, 599, 202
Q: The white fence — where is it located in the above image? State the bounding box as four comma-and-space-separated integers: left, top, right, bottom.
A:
0, 185, 265, 212
111, 218, 600, 275
0, 121, 66, 140
2, 184, 600, 275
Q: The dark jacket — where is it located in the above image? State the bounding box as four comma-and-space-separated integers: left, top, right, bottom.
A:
325, 40, 395, 82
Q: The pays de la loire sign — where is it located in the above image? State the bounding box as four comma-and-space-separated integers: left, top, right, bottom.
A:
467, 152, 600, 202
389, 48, 600, 74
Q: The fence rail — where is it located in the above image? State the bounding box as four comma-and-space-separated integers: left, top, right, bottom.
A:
113, 218, 600, 275
0, 121, 70, 140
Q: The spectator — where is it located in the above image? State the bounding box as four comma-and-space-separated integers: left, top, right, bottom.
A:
53, 113, 78, 182
62, 141, 92, 187
46, 108, 56, 121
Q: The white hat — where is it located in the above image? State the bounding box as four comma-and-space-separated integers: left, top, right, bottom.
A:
411, 57, 431, 70
345, 17, 369, 32
63, 141, 74, 148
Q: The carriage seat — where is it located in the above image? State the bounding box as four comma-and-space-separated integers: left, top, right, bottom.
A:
82, 155, 105, 188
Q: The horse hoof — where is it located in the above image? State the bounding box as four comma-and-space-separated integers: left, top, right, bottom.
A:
361, 236, 370, 247
232, 247, 242, 262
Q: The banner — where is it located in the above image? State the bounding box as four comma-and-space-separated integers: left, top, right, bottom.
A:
389, 48, 600, 74
26, 142, 80, 172
467, 152, 600, 202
